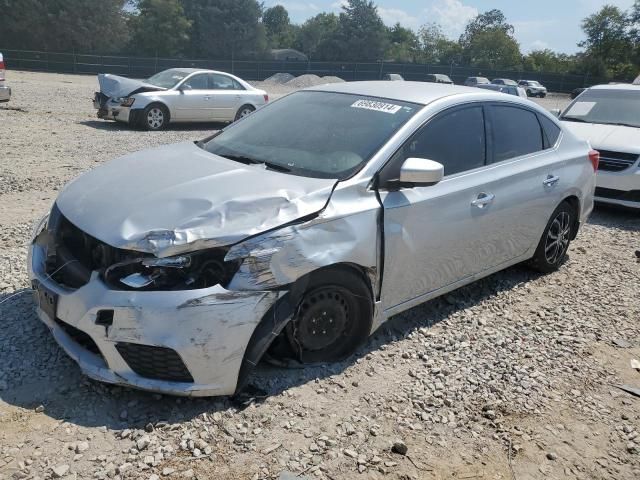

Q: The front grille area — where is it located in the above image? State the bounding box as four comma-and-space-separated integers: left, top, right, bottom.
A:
55, 318, 102, 356
597, 150, 639, 172
116, 343, 194, 383
595, 187, 640, 202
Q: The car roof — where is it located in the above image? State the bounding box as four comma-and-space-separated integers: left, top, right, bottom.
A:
164, 68, 233, 76
589, 83, 640, 91
308, 81, 521, 106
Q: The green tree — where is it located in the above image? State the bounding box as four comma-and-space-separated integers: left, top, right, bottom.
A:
336, 0, 388, 61
418, 23, 461, 65
130, 0, 191, 56
460, 10, 521, 69
295, 13, 340, 59
263, 5, 295, 48
181, 0, 267, 59
579, 5, 634, 78
385, 23, 419, 62
0, 0, 130, 53
522, 49, 578, 74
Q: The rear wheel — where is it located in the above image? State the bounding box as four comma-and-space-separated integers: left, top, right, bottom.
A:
234, 104, 255, 122
528, 202, 575, 273
142, 104, 168, 131
280, 269, 372, 364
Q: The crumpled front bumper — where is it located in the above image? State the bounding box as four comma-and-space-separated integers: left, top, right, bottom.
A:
28, 239, 283, 396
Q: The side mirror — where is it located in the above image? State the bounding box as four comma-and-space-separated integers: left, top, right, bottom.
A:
399, 157, 444, 186
550, 108, 561, 118
178, 83, 192, 92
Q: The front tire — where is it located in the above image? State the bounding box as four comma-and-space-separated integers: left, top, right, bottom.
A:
282, 269, 373, 364
142, 104, 168, 131
528, 202, 575, 273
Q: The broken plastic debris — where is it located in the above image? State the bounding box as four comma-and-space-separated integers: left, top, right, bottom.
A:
120, 273, 155, 289
631, 359, 640, 371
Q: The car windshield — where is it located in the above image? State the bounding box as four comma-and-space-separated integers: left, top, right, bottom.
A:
561, 88, 640, 128
146, 69, 191, 88
203, 91, 419, 179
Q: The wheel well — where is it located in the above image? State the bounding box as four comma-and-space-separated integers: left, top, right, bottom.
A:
562, 195, 580, 239
234, 263, 375, 394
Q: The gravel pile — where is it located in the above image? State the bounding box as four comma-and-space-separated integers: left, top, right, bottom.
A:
263, 73, 295, 85
284, 74, 345, 88
1, 71, 639, 480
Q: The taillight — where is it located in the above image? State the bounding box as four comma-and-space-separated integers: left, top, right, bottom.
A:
0, 60, 5, 81
589, 149, 600, 172
263, 94, 269, 103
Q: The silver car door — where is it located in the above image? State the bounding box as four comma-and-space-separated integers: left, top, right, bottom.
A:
207, 73, 246, 121
379, 105, 496, 308
173, 73, 210, 121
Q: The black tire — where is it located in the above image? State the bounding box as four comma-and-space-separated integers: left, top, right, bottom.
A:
526, 89, 533, 97
234, 104, 255, 122
528, 202, 575, 273
283, 269, 372, 364
142, 103, 169, 131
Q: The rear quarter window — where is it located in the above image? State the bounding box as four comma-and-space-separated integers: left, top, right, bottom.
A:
538, 114, 562, 148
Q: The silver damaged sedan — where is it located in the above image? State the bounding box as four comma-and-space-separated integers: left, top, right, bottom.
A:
30, 82, 597, 396
93, 68, 268, 130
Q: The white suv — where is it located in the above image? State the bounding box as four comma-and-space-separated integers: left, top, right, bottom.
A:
560, 84, 640, 209
0, 53, 11, 102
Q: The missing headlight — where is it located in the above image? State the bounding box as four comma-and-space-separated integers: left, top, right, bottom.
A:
103, 249, 240, 291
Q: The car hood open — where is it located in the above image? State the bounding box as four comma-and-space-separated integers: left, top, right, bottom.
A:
55, 142, 337, 257
97, 73, 165, 98
562, 122, 640, 154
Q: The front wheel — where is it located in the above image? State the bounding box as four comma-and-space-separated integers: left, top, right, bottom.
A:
142, 104, 168, 131
528, 202, 575, 273
281, 269, 373, 364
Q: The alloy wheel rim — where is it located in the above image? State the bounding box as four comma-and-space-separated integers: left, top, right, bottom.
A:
544, 211, 571, 264
147, 108, 164, 129
240, 108, 253, 118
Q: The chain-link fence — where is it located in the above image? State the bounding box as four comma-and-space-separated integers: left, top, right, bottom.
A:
1, 48, 610, 93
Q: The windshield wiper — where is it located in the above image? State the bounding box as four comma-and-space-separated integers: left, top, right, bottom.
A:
221, 154, 291, 172
560, 116, 589, 123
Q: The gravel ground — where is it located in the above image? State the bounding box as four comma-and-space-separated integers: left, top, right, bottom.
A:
1, 71, 639, 480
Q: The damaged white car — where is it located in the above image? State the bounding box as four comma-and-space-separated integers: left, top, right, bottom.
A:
94, 68, 268, 130
30, 82, 596, 396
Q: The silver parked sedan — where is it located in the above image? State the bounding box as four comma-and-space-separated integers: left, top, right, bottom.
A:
93, 68, 268, 130
31, 82, 596, 396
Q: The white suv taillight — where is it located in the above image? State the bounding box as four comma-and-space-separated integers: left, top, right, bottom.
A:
589, 149, 600, 172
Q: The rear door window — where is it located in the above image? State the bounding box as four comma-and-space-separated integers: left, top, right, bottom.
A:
209, 74, 243, 90
489, 105, 544, 162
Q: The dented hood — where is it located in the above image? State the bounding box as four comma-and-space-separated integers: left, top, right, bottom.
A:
97, 73, 165, 98
55, 142, 337, 257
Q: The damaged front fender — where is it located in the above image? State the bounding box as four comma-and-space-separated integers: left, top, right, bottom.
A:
225, 183, 381, 293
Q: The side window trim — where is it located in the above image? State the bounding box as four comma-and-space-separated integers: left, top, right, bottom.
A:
377, 102, 488, 186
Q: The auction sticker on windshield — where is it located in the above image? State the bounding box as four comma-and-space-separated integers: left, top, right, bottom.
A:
566, 102, 596, 116
351, 99, 402, 114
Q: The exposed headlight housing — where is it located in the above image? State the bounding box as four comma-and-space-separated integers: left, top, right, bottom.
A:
120, 97, 135, 107
103, 249, 240, 291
